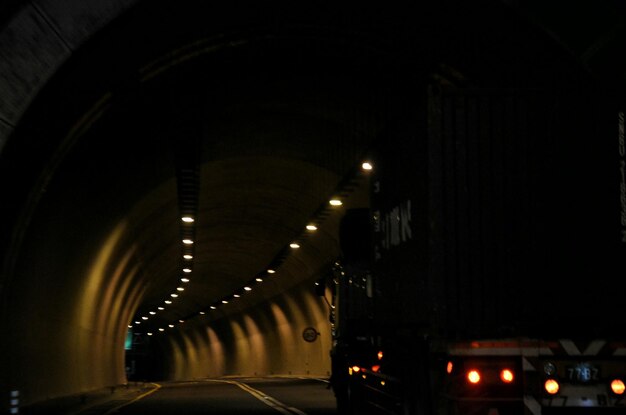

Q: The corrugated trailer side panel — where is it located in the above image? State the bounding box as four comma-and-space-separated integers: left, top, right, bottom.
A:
372, 83, 623, 340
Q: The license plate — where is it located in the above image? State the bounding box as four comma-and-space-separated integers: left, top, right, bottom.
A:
566, 363, 599, 383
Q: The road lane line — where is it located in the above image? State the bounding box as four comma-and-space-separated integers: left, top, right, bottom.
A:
103, 383, 161, 414
206, 379, 307, 415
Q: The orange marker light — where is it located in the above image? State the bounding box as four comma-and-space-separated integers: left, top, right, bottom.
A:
371, 365, 381, 372
500, 369, 514, 383
446, 361, 453, 374
544, 379, 559, 394
377, 351, 384, 360
611, 379, 625, 395
352, 365, 361, 373
467, 370, 481, 384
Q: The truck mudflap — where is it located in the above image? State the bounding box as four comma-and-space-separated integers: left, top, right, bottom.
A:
442, 339, 626, 414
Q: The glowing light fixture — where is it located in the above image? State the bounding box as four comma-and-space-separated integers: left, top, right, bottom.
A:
234, 294, 240, 298
183, 268, 192, 273
147, 332, 153, 336
177, 287, 185, 291
362, 162, 373, 171
142, 316, 148, 320
181, 278, 190, 283
290, 243, 300, 249
134, 321, 140, 325
183, 254, 193, 260
171, 293, 178, 298
329, 199, 342, 206
182, 239, 194, 245
149, 311, 156, 315
164, 300, 172, 304
446, 361, 453, 374
158, 307, 164, 311
267, 269, 276, 274
256, 278, 263, 282
199, 311, 205, 315
168, 324, 174, 328
179, 320, 184, 323
244, 286, 252, 291
158, 328, 165, 332
210, 306, 217, 309
181, 216, 195, 223
306, 224, 317, 231
222, 300, 229, 304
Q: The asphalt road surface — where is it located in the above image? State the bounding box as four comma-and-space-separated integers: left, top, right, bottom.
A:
105, 377, 337, 415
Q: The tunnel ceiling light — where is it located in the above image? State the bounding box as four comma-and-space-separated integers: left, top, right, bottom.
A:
164, 300, 172, 304
329, 199, 342, 206
182, 239, 194, 245
181, 216, 195, 223
158, 328, 165, 332
147, 332, 153, 336
134, 321, 141, 325
267, 269, 276, 274
306, 224, 317, 231
222, 300, 229, 304
142, 316, 148, 320
256, 277, 263, 282
183, 268, 192, 273
168, 324, 174, 328
210, 306, 217, 309
244, 286, 252, 291
177, 287, 185, 291
149, 311, 156, 315
234, 294, 240, 298
179, 319, 184, 323
362, 162, 373, 171
158, 306, 164, 310
290, 243, 300, 249
171, 293, 179, 298
128, 325, 133, 328
199, 311, 205, 314
181, 277, 190, 283
183, 254, 193, 260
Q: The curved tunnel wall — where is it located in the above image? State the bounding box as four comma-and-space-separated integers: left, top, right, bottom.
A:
0, 0, 591, 410
164, 280, 332, 380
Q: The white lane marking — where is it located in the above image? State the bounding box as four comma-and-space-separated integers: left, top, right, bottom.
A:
207, 379, 307, 415
103, 383, 162, 414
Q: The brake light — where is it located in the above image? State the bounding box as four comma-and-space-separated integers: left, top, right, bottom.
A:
500, 369, 514, 383
611, 379, 625, 395
544, 379, 559, 394
467, 370, 481, 384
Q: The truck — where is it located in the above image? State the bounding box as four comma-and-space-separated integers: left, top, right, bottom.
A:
325, 76, 626, 415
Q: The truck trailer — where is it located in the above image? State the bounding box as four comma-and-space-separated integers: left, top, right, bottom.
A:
326, 77, 626, 415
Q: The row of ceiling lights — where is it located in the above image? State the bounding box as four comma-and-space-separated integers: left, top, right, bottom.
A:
130, 161, 373, 336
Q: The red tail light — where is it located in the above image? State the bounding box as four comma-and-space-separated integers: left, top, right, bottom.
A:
467, 370, 481, 384
500, 369, 514, 383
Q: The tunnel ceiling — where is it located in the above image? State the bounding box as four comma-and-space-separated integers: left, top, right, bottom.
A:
0, 0, 394, 335
2, 0, 626, 337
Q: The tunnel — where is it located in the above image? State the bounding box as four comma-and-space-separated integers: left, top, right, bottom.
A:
1, 0, 626, 412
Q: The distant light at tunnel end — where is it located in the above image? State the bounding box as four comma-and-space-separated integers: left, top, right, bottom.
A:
362, 161, 373, 171
329, 199, 342, 206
